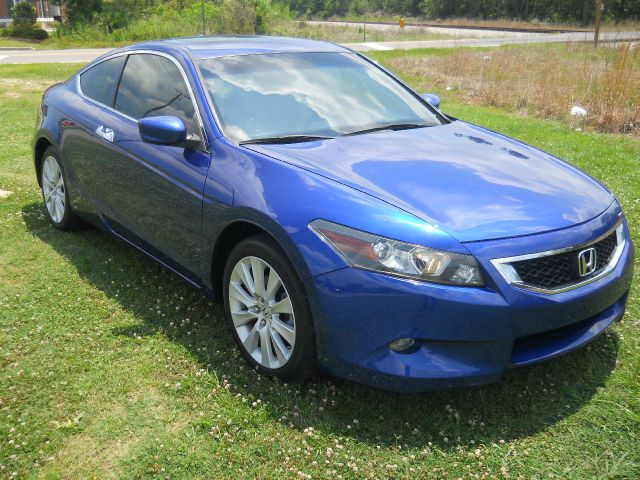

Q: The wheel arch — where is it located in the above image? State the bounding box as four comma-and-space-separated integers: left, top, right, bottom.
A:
207, 211, 331, 363
206, 210, 314, 303
33, 134, 59, 187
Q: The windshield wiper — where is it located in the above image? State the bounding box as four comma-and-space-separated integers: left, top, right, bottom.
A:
240, 135, 335, 145
342, 123, 429, 137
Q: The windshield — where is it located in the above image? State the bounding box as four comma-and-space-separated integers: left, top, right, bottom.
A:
197, 52, 445, 143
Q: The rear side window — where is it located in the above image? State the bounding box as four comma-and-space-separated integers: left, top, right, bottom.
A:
79, 56, 125, 106
115, 54, 196, 131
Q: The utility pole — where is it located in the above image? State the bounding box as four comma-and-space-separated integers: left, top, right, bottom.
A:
201, 0, 206, 36
363, 0, 367, 42
594, 0, 603, 47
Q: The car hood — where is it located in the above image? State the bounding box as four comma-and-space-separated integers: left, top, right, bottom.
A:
245, 121, 613, 242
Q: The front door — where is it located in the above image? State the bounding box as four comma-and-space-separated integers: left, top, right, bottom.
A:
91, 52, 210, 279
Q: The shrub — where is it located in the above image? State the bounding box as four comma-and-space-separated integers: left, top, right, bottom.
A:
12, 1, 37, 29
1, 27, 49, 40
51, 0, 292, 45
29, 28, 49, 40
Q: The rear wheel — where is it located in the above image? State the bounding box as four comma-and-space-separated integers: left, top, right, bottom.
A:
39, 147, 80, 230
223, 234, 316, 381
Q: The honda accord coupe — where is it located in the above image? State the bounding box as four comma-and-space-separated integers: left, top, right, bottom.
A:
33, 36, 634, 391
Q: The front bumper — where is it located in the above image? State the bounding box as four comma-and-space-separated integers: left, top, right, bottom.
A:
307, 215, 634, 392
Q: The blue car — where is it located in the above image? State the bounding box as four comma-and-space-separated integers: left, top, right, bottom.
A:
33, 36, 634, 392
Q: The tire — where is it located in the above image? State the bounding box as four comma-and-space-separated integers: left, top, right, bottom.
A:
223, 234, 316, 382
39, 147, 80, 231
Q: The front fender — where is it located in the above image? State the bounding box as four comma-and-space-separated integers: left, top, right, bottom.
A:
201, 138, 470, 364
202, 137, 468, 285
201, 206, 322, 289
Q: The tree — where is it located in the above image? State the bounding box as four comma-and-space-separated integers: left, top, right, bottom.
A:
12, 1, 37, 29
283, 0, 640, 23
64, 0, 103, 24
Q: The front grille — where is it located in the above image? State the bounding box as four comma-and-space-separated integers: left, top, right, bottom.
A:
593, 231, 618, 269
510, 231, 618, 290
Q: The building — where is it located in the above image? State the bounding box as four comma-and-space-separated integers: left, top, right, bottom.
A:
0, 0, 61, 24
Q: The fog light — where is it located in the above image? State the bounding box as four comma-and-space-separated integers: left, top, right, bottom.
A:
389, 337, 415, 352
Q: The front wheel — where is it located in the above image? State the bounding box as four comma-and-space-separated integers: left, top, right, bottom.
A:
223, 234, 316, 382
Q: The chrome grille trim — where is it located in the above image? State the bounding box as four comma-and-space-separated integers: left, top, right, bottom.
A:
491, 220, 625, 295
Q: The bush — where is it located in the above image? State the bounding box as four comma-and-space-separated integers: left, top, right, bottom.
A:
1, 27, 49, 40
12, 1, 37, 29
51, 0, 292, 45
28, 28, 49, 40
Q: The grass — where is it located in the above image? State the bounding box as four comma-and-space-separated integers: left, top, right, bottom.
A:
1, 59, 639, 479
0, 38, 43, 49
370, 42, 640, 135
270, 20, 452, 43
329, 14, 640, 33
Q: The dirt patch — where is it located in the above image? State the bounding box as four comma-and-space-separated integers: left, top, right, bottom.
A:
0, 78, 53, 95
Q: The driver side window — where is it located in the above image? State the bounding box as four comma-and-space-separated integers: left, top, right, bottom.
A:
115, 53, 197, 134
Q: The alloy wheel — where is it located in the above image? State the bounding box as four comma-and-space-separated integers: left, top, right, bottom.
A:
228, 255, 296, 369
41, 155, 66, 224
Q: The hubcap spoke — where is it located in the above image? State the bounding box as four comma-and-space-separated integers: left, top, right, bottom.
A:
242, 322, 260, 353
54, 196, 64, 221
229, 281, 257, 308
250, 257, 267, 296
271, 297, 293, 315
271, 317, 295, 345
231, 309, 258, 327
236, 260, 256, 295
259, 326, 275, 367
265, 269, 282, 302
43, 159, 54, 184
52, 166, 61, 185
270, 328, 290, 364
52, 200, 59, 222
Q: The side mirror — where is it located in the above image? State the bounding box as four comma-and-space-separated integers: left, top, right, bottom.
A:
421, 93, 441, 110
138, 116, 200, 149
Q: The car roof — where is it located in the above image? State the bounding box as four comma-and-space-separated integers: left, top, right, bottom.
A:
137, 35, 352, 59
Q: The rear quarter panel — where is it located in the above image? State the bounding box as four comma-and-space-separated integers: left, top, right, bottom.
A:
34, 78, 105, 220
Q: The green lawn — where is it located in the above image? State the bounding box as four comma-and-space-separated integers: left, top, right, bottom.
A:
0, 61, 638, 479
0, 38, 42, 49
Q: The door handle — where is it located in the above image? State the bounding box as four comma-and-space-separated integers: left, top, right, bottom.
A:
95, 125, 114, 142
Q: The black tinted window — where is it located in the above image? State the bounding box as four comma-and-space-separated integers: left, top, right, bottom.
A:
115, 54, 196, 130
79, 56, 125, 106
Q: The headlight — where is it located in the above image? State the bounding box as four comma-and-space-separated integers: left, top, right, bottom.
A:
309, 219, 484, 286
